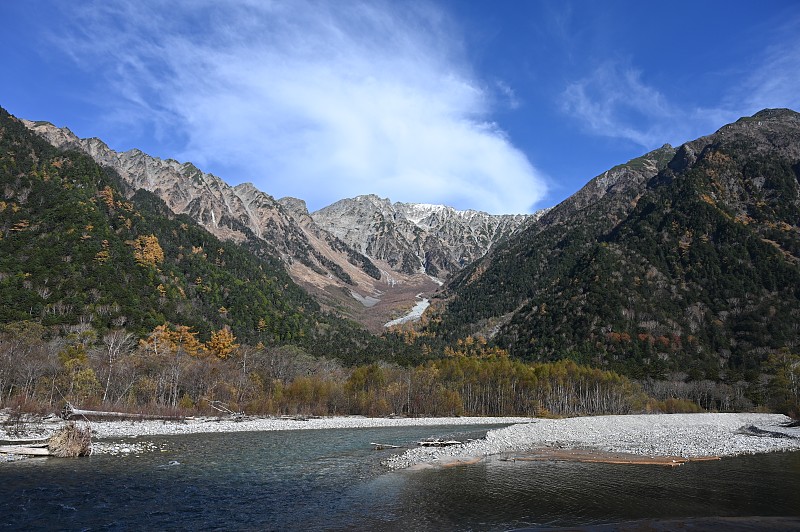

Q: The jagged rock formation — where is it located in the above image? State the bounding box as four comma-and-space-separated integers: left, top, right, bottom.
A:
22, 121, 405, 328
428, 109, 800, 380
313, 194, 539, 278
23, 121, 361, 277
23, 120, 527, 330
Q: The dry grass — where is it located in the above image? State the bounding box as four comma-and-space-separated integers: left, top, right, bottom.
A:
48, 422, 92, 457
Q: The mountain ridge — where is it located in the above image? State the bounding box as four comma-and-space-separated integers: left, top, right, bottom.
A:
426, 108, 800, 382
23, 120, 528, 330
312, 194, 539, 278
1, 108, 386, 364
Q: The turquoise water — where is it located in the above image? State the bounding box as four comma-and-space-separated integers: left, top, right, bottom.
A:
1, 425, 799, 530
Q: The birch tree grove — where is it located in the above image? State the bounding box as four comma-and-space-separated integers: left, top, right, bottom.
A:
0, 320, 724, 417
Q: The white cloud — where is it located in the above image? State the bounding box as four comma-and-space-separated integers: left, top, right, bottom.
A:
731, 21, 800, 115
561, 20, 800, 152
560, 64, 690, 149
55, 0, 546, 214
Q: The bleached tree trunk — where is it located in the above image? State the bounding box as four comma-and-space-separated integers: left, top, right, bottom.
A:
100, 330, 134, 403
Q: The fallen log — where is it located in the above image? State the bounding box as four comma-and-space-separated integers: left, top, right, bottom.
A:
370, 442, 402, 450
417, 439, 462, 447
279, 415, 309, 421
0, 437, 50, 446
61, 403, 182, 421
0, 445, 52, 456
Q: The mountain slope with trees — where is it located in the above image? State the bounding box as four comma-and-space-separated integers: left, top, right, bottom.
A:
0, 106, 381, 363
0, 104, 649, 415
22, 120, 532, 331
2, 104, 798, 417
427, 109, 800, 386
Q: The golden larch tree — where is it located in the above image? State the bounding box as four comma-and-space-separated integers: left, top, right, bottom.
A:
206, 327, 240, 359
129, 234, 165, 268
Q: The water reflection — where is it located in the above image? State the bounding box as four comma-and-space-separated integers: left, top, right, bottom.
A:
392, 452, 800, 530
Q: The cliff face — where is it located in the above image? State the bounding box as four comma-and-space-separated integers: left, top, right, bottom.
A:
24, 121, 521, 330
313, 194, 539, 278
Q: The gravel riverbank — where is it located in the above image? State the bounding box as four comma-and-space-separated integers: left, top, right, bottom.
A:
4, 412, 799, 465
85, 415, 533, 439
383, 413, 800, 470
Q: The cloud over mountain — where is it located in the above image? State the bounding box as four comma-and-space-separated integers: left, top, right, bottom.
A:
55, 0, 547, 214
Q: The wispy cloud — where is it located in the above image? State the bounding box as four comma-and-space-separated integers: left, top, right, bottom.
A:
561, 18, 800, 152
560, 63, 692, 149
732, 17, 800, 115
495, 80, 521, 110
53, 0, 546, 214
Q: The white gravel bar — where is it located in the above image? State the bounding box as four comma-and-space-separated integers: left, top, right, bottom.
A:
87, 415, 533, 439
383, 413, 800, 470
5, 412, 799, 465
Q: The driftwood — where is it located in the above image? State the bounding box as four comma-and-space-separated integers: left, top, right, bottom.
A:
417, 439, 462, 447
48, 422, 92, 457
0, 445, 52, 456
370, 442, 402, 450
61, 403, 182, 421
280, 415, 309, 421
0, 436, 50, 446
209, 401, 245, 421
0, 421, 92, 458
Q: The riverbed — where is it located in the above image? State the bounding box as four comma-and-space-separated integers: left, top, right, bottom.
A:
1, 422, 799, 530
2, 413, 800, 530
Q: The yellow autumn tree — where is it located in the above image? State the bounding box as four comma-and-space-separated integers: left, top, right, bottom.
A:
206, 327, 240, 359
98, 186, 115, 208
170, 325, 206, 358
139, 323, 206, 407
129, 234, 164, 268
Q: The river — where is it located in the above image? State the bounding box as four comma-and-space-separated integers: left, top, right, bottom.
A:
2, 424, 799, 530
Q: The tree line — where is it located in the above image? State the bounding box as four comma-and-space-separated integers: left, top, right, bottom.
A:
0, 320, 655, 417
4, 320, 796, 418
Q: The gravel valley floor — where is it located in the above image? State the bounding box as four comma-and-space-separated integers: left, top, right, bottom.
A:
3, 412, 799, 466
382, 413, 800, 469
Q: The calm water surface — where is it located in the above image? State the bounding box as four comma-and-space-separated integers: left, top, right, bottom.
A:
1, 424, 799, 530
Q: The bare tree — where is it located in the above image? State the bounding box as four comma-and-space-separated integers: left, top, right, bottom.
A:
95, 330, 135, 403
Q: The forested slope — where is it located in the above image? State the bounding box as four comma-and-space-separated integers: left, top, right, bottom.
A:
0, 106, 380, 363
429, 109, 800, 382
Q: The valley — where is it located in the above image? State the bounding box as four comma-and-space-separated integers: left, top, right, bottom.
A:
21, 120, 528, 330
1, 106, 798, 419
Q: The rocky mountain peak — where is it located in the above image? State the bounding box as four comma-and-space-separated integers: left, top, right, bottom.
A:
21, 120, 464, 331
313, 196, 535, 278
277, 197, 311, 220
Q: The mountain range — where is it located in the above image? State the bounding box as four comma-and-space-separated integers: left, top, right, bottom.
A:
6, 106, 800, 383
21, 120, 531, 331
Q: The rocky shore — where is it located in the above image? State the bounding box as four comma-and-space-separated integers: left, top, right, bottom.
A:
383, 413, 800, 470
87, 415, 533, 439
4, 412, 799, 465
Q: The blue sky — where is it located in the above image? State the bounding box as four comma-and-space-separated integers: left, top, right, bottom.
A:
1, 1, 799, 214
